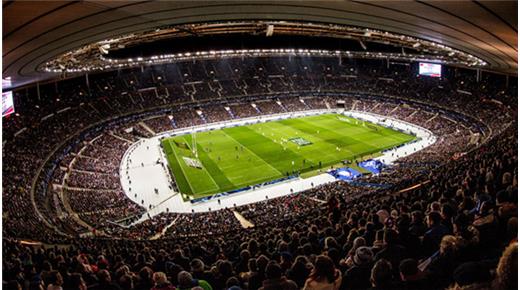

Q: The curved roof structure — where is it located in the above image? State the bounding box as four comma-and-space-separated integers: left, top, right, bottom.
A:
3, 1, 517, 88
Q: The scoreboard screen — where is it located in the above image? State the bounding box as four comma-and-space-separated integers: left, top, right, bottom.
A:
2, 91, 15, 117
419, 62, 442, 77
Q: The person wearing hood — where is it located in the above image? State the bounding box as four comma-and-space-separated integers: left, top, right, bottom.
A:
340, 247, 374, 290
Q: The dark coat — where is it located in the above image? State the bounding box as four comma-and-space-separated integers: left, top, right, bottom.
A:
259, 277, 298, 290
340, 264, 372, 290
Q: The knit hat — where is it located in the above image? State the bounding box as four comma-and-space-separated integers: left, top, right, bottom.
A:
280, 251, 293, 261
190, 258, 205, 272
353, 247, 373, 266
453, 262, 492, 286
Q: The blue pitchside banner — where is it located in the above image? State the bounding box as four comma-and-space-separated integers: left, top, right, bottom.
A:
358, 159, 384, 174
330, 167, 362, 181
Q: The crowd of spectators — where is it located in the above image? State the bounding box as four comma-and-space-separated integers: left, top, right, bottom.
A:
2, 123, 517, 289
33, 93, 486, 239
67, 189, 144, 229
2, 56, 517, 290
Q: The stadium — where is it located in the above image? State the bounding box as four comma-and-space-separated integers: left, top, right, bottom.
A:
2, 2, 517, 290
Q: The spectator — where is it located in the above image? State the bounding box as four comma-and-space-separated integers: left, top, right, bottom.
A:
190, 259, 213, 285
398, 259, 429, 290
340, 237, 366, 268
287, 256, 311, 288
119, 274, 134, 290
151, 272, 175, 290
259, 262, 297, 290
374, 230, 407, 273
177, 271, 212, 290
369, 259, 396, 290
303, 255, 342, 290
427, 235, 462, 289
422, 212, 450, 256
46, 271, 63, 290
247, 255, 268, 290
89, 270, 121, 290
69, 273, 88, 290
452, 261, 493, 288
340, 247, 374, 290
135, 267, 154, 290
4, 280, 22, 290
492, 242, 517, 290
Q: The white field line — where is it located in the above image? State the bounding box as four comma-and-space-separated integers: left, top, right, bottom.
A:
180, 135, 221, 192
221, 130, 283, 177
169, 139, 200, 195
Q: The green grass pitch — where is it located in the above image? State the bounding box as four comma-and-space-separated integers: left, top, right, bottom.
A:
161, 113, 415, 198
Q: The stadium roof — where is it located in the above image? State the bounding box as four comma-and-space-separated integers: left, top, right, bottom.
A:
3, 1, 517, 89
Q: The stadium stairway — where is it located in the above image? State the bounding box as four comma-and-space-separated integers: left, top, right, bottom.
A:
138, 122, 156, 135
325, 100, 332, 110
59, 186, 99, 235
149, 216, 179, 240
300, 99, 311, 110
170, 118, 178, 128
252, 104, 262, 114
405, 110, 418, 121
277, 100, 288, 112
425, 113, 439, 123
109, 132, 134, 144
371, 103, 381, 111
198, 112, 208, 123
232, 210, 255, 229
226, 108, 236, 119
306, 196, 327, 204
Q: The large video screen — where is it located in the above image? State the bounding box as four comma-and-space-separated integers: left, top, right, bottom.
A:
2, 91, 15, 117
419, 62, 442, 77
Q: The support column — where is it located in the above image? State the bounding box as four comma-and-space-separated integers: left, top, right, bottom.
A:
85, 73, 90, 93
36, 82, 41, 101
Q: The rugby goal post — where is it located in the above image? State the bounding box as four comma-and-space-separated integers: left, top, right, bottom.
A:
191, 131, 198, 158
